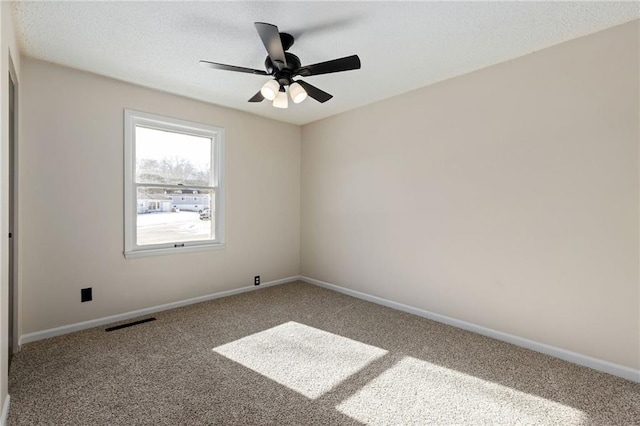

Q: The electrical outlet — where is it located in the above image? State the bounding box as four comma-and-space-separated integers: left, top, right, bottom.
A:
254, 276, 260, 286
81, 287, 92, 302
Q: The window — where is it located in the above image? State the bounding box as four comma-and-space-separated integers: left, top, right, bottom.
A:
124, 110, 225, 258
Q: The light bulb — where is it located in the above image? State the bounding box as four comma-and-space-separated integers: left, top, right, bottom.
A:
260, 80, 280, 101
273, 89, 288, 109
289, 82, 307, 104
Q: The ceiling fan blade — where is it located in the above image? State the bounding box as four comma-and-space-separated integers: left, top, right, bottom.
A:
295, 80, 333, 103
254, 22, 287, 69
295, 55, 361, 77
199, 60, 268, 75
248, 91, 265, 103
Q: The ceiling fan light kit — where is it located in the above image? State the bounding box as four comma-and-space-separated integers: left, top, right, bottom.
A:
273, 87, 289, 109
260, 79, 280, 100
200, 22, 361, 110
289, 82, 307, 104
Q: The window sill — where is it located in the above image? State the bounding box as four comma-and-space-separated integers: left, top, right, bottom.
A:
124, 243, 226, 259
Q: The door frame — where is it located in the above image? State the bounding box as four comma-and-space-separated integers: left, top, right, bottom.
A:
8, 53, 19, 361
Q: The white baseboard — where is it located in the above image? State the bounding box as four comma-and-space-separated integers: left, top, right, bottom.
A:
300, 275, 640, 383
19, 276, 299, 345
1, 394, 9, 426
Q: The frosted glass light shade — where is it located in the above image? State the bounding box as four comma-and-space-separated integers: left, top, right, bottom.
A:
289, 82, 307, 104
260, 80, 280, 101
273, 90, 288, 109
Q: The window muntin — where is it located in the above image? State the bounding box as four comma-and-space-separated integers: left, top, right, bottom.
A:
124, 110, 225, 258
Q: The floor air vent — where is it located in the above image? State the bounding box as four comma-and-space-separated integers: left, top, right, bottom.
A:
105, 317, 156, 332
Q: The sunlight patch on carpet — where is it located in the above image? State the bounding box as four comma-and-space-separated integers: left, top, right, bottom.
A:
336, 356, 587, 425
213, 321, 387, 399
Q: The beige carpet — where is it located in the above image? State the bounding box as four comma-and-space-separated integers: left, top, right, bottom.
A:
8, 281, 640, 425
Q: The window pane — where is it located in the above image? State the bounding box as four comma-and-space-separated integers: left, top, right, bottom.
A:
135, 126, 212, 186
136, 187, 215, 246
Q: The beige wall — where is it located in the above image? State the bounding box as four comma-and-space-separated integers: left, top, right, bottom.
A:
19, 58, 300, 335
0, 0, 21, 410
301, 21, 640, 369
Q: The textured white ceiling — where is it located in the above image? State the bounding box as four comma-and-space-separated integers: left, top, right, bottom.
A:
12, 1, 640, 125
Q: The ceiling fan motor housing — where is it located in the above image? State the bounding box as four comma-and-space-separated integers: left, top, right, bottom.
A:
279, 32, 295, 51
265, 51, 302, 87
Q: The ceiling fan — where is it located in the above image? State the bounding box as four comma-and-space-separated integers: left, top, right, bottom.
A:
199, 22, 361, 109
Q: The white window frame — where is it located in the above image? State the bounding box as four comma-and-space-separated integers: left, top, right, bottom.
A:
124, 109, 225, 259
